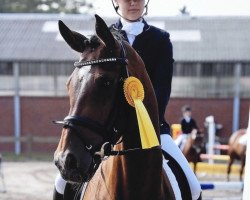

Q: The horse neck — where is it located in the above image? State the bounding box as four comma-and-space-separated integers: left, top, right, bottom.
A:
182, 136, 193, 155
84, 147, 174, 200
83, 50, 175, 200
103, 148, 169, 199
125, 44, 160, 140
102, 107, 172, 199
84, 116, 169, 199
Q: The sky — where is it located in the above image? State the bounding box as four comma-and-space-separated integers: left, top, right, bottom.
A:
93, 0, 250, 17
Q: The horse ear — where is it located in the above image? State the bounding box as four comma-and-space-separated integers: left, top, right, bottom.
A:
95, 14, 116, 51
58, 20, 88, 53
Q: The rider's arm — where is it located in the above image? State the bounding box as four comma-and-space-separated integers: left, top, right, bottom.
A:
152, 31, 174, 134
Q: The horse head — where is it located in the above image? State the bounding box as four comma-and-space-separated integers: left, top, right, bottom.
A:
53, 15, 159, 183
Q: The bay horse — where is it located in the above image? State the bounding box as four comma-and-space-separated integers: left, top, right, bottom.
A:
227, 129, 247, 181
179, 130, 204, 174
53, 14, 178, 200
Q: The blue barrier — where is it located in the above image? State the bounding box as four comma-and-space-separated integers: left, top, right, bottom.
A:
200, 181, 244, 190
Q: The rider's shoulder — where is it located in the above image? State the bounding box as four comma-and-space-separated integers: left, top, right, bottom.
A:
146, 24, 170, 41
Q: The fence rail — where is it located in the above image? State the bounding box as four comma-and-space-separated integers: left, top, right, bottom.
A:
0, 135, 59, 156
200, 181, 244, 190
0, 135, 59, 143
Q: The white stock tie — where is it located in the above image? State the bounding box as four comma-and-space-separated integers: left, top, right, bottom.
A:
121, 18, 144, 45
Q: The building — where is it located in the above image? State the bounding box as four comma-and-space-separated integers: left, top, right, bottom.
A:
0, 14, 249, 153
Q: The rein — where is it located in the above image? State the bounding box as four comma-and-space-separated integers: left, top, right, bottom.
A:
53, 39, 157, 160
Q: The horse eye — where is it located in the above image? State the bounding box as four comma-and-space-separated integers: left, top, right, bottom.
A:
98, 77, 114, 87
104, 81, 111, 86
103, 79, 114, 87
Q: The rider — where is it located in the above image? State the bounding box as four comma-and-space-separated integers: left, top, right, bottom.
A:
175, 105, 199, 149
54, 0, 201, 199
110, 0, 201, 199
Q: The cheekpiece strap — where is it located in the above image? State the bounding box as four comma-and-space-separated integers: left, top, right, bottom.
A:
74, 57, 127, 68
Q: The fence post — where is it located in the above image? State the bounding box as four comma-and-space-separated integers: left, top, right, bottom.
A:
13, 62, 21, 155
232, 63, 241, 133
26, 134, 33, 158
206, 115, 215, 164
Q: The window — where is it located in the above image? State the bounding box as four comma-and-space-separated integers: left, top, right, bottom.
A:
0, 62, 13, 75
173, 62, 198, 77
200, 63, 234, 77
19, 62, 74, 76
242, 63, 250, 76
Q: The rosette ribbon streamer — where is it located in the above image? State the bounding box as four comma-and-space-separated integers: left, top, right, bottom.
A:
124, 76, 160, 149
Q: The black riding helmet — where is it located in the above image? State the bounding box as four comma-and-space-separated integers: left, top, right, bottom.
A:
111, 0, 150, 22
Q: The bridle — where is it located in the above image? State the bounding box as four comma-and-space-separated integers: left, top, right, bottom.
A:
53, 37, 159, 161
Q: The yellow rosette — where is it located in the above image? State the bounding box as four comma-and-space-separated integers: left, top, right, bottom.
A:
123, 76, 159, 149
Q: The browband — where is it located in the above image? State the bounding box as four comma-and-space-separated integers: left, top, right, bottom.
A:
74, 57, 127, 68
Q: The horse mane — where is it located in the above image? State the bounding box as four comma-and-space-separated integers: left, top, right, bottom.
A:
89, 28, 161, 141
126, 44, 160, 139
110, 30, 126, 42
111, 29, 160, 140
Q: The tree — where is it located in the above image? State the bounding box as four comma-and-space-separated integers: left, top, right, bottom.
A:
0, 0, 94, 14
179, 5, 190, 16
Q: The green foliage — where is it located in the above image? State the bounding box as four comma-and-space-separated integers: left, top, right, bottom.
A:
0, 0, 93, 14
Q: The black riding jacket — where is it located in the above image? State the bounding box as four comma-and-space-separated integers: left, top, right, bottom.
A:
110, 19, 174, 134
181, 118, 198, 134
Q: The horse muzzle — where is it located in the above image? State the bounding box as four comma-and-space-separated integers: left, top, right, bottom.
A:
54, 150, 98, 183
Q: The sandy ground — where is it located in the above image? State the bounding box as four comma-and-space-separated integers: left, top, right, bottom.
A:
0, 161, 57, 200
0, 161, 243, 200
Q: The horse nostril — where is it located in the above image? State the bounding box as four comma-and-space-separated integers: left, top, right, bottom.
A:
65, 153, 78, 170
54, 159, 62, 171
54, 160, 59, 167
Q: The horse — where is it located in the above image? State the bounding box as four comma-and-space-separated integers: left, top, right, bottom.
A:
227, 129, 247, 181
182, 130, 204, 174
178, 130, 204, 174
53, 14, 185, 200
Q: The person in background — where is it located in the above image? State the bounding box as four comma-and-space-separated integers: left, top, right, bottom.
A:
175, 105, 199, 149
181, 105, 198, 134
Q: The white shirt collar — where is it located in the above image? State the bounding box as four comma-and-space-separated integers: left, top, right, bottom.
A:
121, 18, 144, 36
